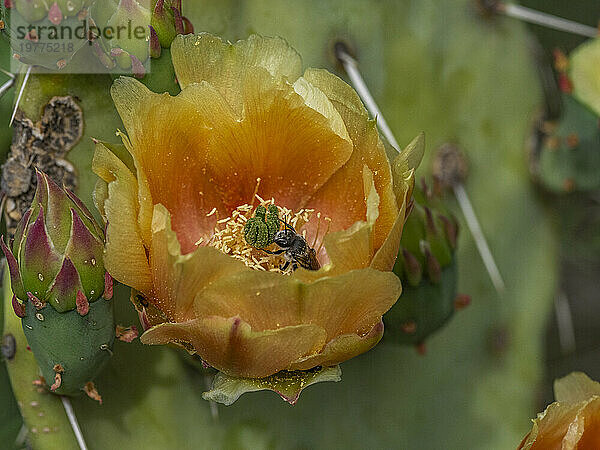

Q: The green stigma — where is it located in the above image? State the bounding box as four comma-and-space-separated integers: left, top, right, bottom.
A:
244, 205, 281, 249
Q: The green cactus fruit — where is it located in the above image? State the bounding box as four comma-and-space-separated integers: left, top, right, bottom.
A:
88, 0, 193, 80
13, 0, 47, 23
384, 180, 466, 347
1, 170, 114, 396
21, 290, 114, 396
105, 0, 151, 64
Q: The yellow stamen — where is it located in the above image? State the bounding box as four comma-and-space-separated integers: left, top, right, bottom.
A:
206, 197, 329, 273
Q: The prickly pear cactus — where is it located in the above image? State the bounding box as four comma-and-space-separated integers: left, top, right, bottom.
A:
2, 171, 114, 396
1, 1, 558, 449
384, 179, 465, 348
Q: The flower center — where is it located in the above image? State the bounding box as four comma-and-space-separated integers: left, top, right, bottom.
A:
202, 195, 330, 274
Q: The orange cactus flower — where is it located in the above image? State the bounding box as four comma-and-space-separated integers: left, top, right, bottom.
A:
519, 372, 600, 449
93, 33, 422, 378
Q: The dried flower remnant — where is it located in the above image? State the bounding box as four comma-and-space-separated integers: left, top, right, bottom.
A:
0, 96, 82, 237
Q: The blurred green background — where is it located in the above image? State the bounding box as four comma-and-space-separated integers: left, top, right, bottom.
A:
1, 0, 599, 448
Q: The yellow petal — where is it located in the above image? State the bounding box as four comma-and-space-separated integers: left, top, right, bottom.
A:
371, 183, 410, 272
554, 372, 600, 404
140, 316, 326, 378
302, 68, 398, 251
289, 321, 384, 371
194, 266, 400, 342
171, 33, 303, 114
392, 133, 424, 205
92, 142, 152, 293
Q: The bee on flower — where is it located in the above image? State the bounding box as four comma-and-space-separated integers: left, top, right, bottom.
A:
92, 32, 422, 385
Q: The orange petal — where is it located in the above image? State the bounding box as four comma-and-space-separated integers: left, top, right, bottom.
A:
180, 68, 354, 213
577, 399, 600, 449
518, 401, 582, 449
295, 165, 381, 280
371, 188, 410, 272
92, 142, 152, 293
148, 204, 246, 322
289, 321, 384, 371
140, 316, 326, 378
111, 77, 231, 254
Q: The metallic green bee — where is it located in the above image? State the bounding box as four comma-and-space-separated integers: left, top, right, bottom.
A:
244, 204, 280, 248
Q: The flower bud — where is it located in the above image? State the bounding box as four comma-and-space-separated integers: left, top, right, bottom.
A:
385, 179, 465, 348
1, 171, 114, 397
3, 170, 105, 312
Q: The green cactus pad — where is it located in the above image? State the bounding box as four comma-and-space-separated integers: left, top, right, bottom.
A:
536, 94, 600, 193
21, 296, 114, 396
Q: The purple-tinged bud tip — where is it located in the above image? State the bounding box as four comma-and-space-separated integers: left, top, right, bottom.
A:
423, 206, 437, 236
1, 237, 26, 300
424, 247, 441, 284
153, 0, 166, 17
48, 2, 62, 25
172, 7, 184, 34
138, 307, 151, 331
439, 215, 458, 249
27, 292, 45, 309
401, 249, 422, 287
76, 290, 89, 316
104, 272, 114, 300
91, 42, 116, 70
182, 16, 194, 35
12, 295, 26, 318
130, 55, 145, 79
149, 26, 161, 59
